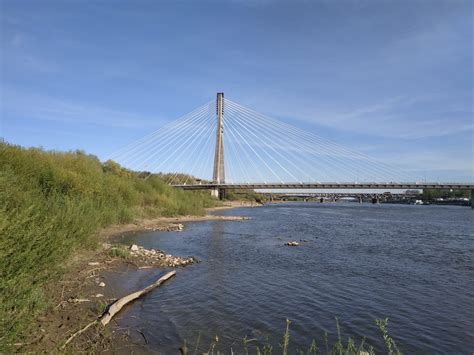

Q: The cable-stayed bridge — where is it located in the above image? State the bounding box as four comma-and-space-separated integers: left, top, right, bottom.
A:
110, 93, 473, 203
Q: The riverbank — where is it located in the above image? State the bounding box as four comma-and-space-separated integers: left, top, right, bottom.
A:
18, 201, 258, 352
99, 200, 257, 241
0, 142, 224, 351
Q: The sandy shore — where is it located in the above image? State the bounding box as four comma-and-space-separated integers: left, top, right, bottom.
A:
98, 200, 257, 241
20, 200, 261, 352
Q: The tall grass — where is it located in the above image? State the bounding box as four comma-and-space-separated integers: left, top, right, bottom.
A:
182, 318, 401, 355
0, 142, 217, 349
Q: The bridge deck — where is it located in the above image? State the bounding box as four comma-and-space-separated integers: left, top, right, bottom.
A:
172, 182, 474, 190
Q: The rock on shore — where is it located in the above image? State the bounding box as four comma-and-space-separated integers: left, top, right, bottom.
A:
128, 244, 197, 267
144, 223, 184, 232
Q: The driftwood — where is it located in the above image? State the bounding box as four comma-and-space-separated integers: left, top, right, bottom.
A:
100, 270, 176, 325
61, 270, 176, 349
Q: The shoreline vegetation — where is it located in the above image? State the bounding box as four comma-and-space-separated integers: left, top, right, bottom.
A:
0, 142, 263, 351
0, 142, 402, 353
177, 318, 400, 355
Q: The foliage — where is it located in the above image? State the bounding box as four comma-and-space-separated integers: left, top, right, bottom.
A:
376, 318, 401, 355
225, 189, 267, 204
422, 188, 470, 200
156, 172, 208, 185
0, 142, 217, 350
182, 318, 400, 355
106, 246, 131, 259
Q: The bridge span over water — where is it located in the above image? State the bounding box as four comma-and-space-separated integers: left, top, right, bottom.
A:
173, 182, 474, 191
112, 93, 474, 206
173, 182, 474, 206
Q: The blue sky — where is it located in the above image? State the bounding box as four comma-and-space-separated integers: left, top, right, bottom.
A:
1, 0, 472, 182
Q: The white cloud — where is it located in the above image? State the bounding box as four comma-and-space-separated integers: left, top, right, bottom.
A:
2, 88, 164, 129
256, 94, 473, 140
10, 33, 26, 47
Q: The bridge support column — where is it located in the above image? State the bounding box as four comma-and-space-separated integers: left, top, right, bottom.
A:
211, 93, 226, 199
471, 189, 474, 209
219, 188, 226, 200
358, 196, 363, 204
210, 188, 226, 200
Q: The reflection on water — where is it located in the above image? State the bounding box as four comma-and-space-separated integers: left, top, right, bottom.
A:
113, 203, 474, 354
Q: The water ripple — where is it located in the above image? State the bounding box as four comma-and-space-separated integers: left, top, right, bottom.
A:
116, 203, 474, 354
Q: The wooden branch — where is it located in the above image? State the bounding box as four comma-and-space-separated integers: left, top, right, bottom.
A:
100, 270, 176, 326
60, 271, 176, 349
61, 320, 98, 349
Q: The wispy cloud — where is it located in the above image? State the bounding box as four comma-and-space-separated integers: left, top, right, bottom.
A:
2, 88, 164, 129
383, 150, 474, 182
257, 93, 473, 140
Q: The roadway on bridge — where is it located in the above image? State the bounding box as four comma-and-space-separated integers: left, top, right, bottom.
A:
173, 182, 474, 190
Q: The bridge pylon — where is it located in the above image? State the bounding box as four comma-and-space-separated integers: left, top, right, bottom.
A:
211, 92, 225, 199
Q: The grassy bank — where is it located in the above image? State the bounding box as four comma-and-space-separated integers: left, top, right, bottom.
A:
0, 142, 217, 349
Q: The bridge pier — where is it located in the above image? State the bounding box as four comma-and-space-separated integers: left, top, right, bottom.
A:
471, 189, 474, 208
211, 93, 225, 199
358, 196, 363, 204
211, 188, 225, 200
219, 188, 226, 200
210, 188, 226, 200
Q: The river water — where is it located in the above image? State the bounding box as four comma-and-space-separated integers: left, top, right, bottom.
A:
113, 203, 473, 354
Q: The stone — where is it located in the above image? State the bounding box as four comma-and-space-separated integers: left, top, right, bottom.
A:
130, 244, 139, 251
98, 282, 106, 287
286, 241, 300, 247
95, 293, 104, 298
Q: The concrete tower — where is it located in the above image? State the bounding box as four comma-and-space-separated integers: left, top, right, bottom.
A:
211, 93, 225, 198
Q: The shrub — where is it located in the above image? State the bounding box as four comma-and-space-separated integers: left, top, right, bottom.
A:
0, 142, 217, 350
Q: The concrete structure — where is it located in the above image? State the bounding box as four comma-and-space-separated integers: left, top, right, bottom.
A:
259, 191, 422, 203
175, 182, 474, 191
211, 93, 225, 199
175, 93, 474, 201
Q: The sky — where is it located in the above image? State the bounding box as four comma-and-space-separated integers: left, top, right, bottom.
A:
1, 0, 473, 182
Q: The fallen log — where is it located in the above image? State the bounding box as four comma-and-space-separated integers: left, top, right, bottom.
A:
100, 270, 176, 326
61, 270, 176, 349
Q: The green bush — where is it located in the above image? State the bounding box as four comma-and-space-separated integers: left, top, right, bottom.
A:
0, 142, 217, 349
225, 189, 267, 203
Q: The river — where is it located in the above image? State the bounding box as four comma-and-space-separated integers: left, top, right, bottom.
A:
112, 202, 473, 354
